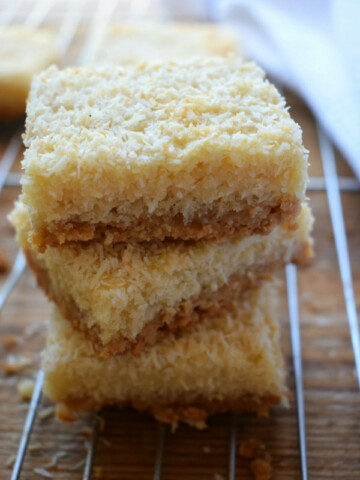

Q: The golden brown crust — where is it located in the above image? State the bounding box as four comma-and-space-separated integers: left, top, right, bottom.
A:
32, 198, 300, 252
56, 394, 283, 428
25, 247, 277, 357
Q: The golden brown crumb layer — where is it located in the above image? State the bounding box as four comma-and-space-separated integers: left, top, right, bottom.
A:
32, 198, 300, 251
56, 394, 282, 428
25, 247, 279, 357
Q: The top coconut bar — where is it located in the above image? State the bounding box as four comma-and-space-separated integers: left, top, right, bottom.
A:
21, 57, 308, 250
95, 22, 241, 65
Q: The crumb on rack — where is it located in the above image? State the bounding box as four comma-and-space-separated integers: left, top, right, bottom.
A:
95, 414, 106, 432
99, 437, 112, 447
250, 458, 272, 480
44, 451, 67, 469
1, 334, 20, 349
2, 354, 32, 375
80, 426, 93, 437
6, 454, 16, 468
93, 466, 103, 478
68, 458, 86, 471
24, 322, 46, 339
214, 474, 225, 480
28, 443, 43, 451
38, 405, 55, 421
33, 467, 54, 478
17, 378, 35, 401
239, 438, 264, 459
55, 403, 79, 423
239, 438, 272, 480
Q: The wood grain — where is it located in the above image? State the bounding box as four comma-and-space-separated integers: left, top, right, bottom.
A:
0, 19, 360, 480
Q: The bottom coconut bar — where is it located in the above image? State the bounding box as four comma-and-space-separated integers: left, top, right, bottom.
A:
42, 282, 287, 428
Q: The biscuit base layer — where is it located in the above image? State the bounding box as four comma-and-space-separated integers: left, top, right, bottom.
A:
57, 394, 281, 429
25, 247, 278, 357
32, 197, 299, 251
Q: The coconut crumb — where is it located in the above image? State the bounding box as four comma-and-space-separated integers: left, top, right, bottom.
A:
93, 466, 103, 478
250, 458, 272, 480
24, 322, 45, 339
99, 437, 112, 447
0, 249, 10, 273
239, 438, 272, 480
95, 414, 106, 432
214, 474, 225, 480
6, 454, 16, 468
81, 426, 93, 437
33, 467, 54, 478
28, 443, 43, 451
38, 405, 55, 421
1, 334, 20, 349
44, 451, 67, 469
2, 354, 32, 374
55, 403, 79, 423
239, 438, 264, 459
17, 378, 35, 401
69, 458, 86, 471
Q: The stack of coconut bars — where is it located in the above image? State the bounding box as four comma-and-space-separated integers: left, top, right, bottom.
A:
10, 56, 313, 428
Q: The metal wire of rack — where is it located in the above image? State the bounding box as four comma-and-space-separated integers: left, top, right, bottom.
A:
0, 1, 359, 479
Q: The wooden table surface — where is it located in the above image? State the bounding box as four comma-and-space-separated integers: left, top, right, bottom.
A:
0, 8, 360, 480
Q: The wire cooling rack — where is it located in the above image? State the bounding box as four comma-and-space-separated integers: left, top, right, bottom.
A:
0, 1, 359, 479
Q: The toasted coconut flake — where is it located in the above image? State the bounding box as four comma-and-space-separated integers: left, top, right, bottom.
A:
2, 355, 32, 375
44, 451, 67, 469
38, 405, 55, 421
239, 438, 264, 459
17, 378, 35, 401
99, 437, 112, 447
214, 474, 225, 480
80, 426, 93, 437
33, 467, 54, 478
24, 322, 45, 339
250, 458, 272, 480
6, 454, 16, 468
68, 458, 86, 471
1, 334, 20, 348
55, 403, 79, 423
29, 443, 43, 451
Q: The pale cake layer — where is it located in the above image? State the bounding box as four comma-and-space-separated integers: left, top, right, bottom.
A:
21, 58, 308, 249
11, 201, 313, 353
43, 284, 287, 428
95, 22, 241, 65
0, 27, 59, 119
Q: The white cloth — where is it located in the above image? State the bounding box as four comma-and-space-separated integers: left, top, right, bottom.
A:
161, 0, 360, 179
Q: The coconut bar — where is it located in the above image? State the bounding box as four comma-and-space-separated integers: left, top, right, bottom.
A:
10, 201, 313, 357
95, 22, 241, 66
43, 283, 287, 428
21, 58, 308, 250
0, 27, 59, 119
